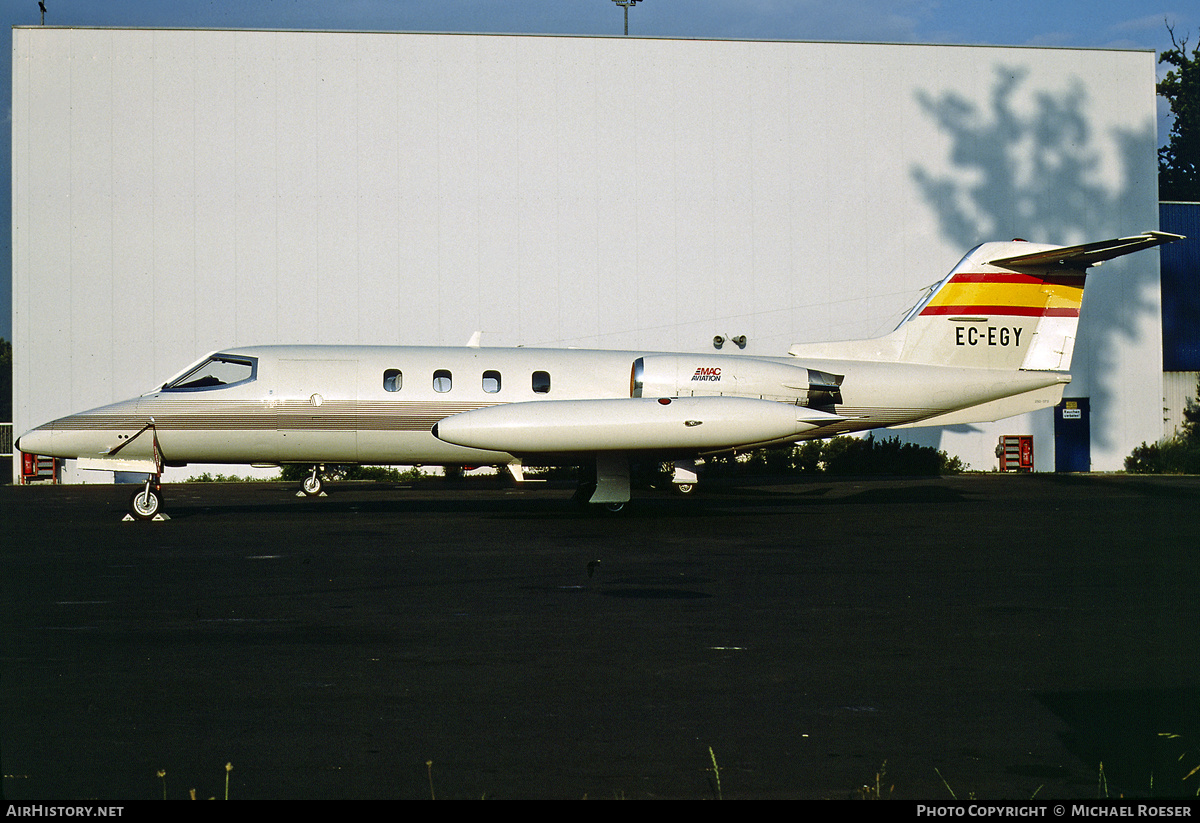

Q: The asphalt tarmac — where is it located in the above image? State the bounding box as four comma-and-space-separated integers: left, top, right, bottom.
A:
2, 474, 1199, 800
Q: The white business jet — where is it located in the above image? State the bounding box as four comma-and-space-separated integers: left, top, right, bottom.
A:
17, 232, 1181, 518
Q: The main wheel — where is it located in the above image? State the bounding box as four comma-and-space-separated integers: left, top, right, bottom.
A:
129, 488, 162, 520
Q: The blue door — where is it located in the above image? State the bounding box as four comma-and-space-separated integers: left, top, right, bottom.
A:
1054, 398, 1090, 472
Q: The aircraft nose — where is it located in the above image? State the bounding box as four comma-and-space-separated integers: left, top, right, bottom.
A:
15, 426, 54, 456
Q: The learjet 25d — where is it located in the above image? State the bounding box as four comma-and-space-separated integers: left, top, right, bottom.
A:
17, 231, 1182, 518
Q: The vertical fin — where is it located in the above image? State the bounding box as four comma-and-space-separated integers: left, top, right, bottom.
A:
886, 232, 1180, 371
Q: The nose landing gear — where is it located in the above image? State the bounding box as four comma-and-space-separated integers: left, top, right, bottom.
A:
125, 476, 169, 521
298, 465, 327, 497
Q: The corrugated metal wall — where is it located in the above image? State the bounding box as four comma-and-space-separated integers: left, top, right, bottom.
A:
1160, 202, 1200, 372
1163, 371, 1199, 438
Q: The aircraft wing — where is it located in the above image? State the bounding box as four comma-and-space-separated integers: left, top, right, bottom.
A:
987, 231, 1183, 271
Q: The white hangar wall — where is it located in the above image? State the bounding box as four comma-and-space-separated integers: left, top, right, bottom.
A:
12, 28, 1162, 478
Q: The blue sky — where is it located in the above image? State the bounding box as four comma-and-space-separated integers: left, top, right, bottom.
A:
2, 0, 1196, 342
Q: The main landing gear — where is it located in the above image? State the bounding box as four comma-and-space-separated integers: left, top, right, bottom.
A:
572, 454, 631, 512
573, 456, 703, 510
670, 459, 701, 495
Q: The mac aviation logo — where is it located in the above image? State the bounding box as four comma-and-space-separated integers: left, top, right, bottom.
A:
691, 367, 722, 382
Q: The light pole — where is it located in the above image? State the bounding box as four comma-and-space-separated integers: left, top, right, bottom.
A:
611, 0, 641, 36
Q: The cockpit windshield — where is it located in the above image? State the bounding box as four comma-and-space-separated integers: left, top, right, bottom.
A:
162, 354, 257, 391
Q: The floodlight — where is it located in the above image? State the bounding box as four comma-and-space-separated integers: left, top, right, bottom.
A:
611, 0, 643, 36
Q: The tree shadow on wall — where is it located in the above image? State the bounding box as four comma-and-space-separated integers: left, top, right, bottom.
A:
910, 65, 1160, 457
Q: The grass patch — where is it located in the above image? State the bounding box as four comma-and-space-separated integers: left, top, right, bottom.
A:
154, 762, 233, 800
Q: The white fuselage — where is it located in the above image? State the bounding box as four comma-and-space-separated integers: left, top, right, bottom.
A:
18, 343, 1068, 471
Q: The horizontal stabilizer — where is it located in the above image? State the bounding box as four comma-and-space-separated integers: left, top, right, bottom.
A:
889, 378, 1070, 429
987, 231, 1183, 271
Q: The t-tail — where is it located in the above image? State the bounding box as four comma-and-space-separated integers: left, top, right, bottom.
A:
789, 231, 1183, 372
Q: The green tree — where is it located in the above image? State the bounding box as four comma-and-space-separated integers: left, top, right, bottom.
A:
1159, 24, 1200, 201
1181, 375, 1200, 443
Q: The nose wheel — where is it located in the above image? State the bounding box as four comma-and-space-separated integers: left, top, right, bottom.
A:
300, 466, 326, 497
126, 476, 168, 521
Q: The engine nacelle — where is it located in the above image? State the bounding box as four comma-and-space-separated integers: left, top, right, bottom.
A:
631, 355, 842, 407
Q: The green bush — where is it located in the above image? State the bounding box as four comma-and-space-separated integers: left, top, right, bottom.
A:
822, 435, 965, 475
1125, 377, 1200, 474
278, 464, 424, 482
714, 435, 964, 478
1125, 436, 1200, 474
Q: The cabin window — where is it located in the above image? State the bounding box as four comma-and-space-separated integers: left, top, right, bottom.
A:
383, 369, 402, 392
532, 370, 551, 394
482, 370, 501, 393
433, 369, 453, 393
163, 354, 257, 392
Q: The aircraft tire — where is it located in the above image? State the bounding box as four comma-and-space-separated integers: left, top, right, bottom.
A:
129, 488, 162, 520
301, 473, 323, 496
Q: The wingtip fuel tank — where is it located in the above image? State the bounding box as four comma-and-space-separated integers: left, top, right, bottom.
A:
432, 396, 845, 454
